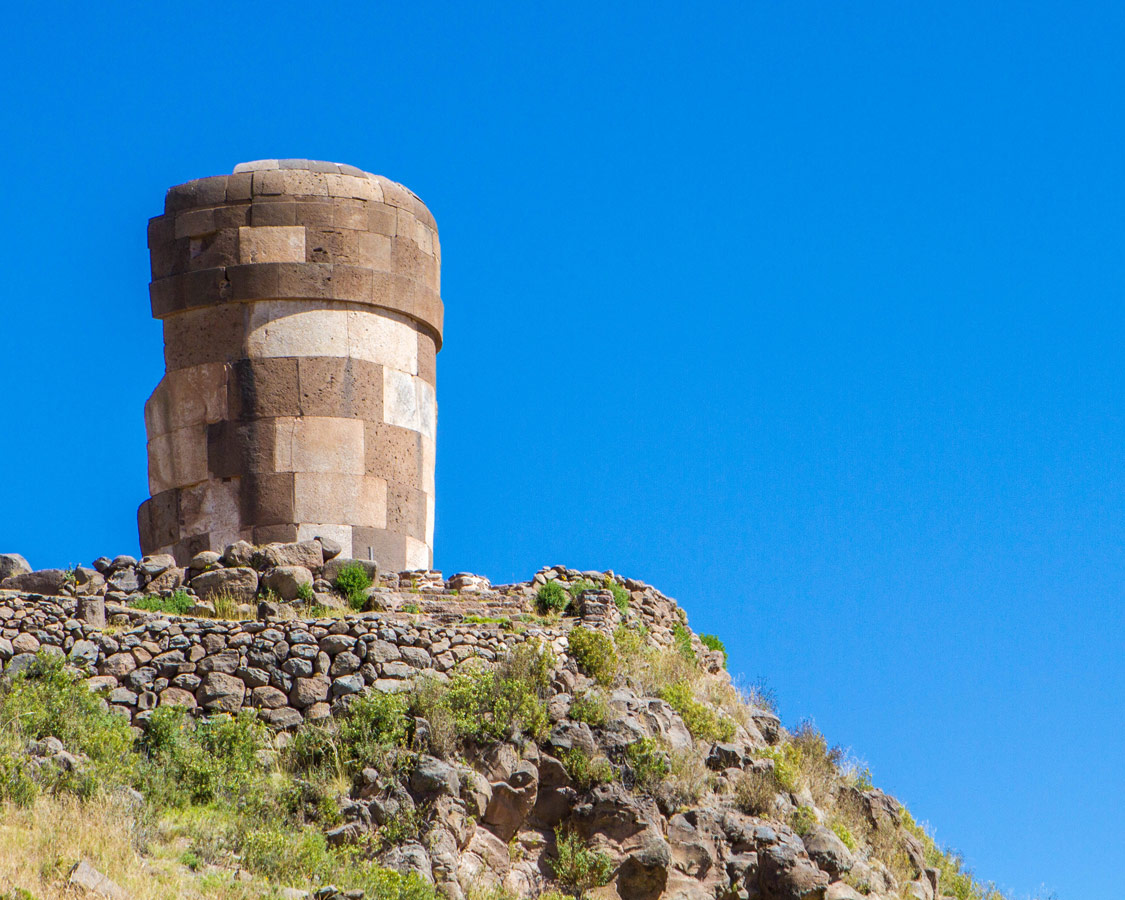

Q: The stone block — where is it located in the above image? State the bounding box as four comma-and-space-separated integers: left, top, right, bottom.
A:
252, 523, 299, 545
386, 483, 428, 541
138, 489, 179, 553
405, 537, 431, 571
273, 416, 364, 475
163, 305, 245, 370
227, 262, 280, 300
144, 362, 228, 437
239, 225, 306, 264
383, 369, 437, 440
227, 356, 300, 420
147, 425, 208, 494
174, 207, 216, 239
364, 421, 423, 490
297, 356, 383, 420
367, 202, 397, 236
226, 172, 254, 201
250, 200, 297, 226
240, 472, 295, 525
351, 527, 408, 573
293, 200, 338, 227
165, 176, 228, 213
207, 420, 276, 477
417, 331, 437, 385
178, 479, 242, 539
293, 472, 387, 527
246, 300, 348, 359
347, 308, 418, 373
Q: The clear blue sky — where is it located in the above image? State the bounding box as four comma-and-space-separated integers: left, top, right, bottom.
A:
1, 3, 1121, 897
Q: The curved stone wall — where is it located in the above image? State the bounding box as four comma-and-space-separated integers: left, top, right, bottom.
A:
138, 160, 440, 570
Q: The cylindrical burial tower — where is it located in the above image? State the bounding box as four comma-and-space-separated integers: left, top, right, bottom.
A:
138, 159, 441, 570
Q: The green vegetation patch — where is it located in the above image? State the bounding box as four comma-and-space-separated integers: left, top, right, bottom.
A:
659, 681, 735, 743
567, 626, 618, 686
699, 633, 727, 667
550, 828, 615, 894
130, 589, 195, 616
334, 562, 373, 610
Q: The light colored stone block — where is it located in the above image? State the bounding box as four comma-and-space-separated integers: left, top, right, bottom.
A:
425, 492, 435, 547
274, 416, 364, 475
144, 363, 228, 437
294, 472, 387, 527
239, 226, 306, 264
383, 369, 437, 440
347, 308, 418, 374
179, 479, 242, 542
147, 426, 208, 493
404, 536, 431, 571
247, 301, 348, 359
421, 435, 436, 494
296, 523, 354, 558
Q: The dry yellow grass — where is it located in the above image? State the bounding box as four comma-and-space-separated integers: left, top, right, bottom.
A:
0, 794, 267, 900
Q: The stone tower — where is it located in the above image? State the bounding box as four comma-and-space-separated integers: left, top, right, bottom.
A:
138, 160, 441, 570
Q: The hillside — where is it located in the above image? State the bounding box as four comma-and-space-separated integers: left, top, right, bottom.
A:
0, 545, 999, 900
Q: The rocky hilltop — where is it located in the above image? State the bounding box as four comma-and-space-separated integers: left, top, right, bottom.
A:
0, 544, 993, 900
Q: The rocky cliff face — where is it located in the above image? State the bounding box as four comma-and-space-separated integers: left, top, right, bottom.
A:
0, 548, 987, 900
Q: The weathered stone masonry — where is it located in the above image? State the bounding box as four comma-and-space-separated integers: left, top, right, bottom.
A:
139, 160, 441, 571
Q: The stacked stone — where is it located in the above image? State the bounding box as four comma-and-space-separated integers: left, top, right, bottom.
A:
138, 160, 441, 571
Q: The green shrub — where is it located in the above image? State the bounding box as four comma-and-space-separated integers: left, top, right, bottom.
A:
0, 749, 38, 806
287, 690, 410, 780
607, 581, 630, 613
568, 691, 610, 727
130, 589, 195, 616
410, 642, 553, 747
624, 738, 669, 791
671, 623, 695, 663
296, 581, 315, 603
401, 602, 420, 614
567, 627, 618, 686
659, 682, 735, 743
732, 768, 777, 815
536, 581, 571, 614
699, 634, 726, 667
755, 743, 802, 793
831, 820, 857, 851
140, 705, 267, 806
550, 829, 615, 894
790, 805, 817, 835
560, 748, 615, 790
334, 562, 373, 610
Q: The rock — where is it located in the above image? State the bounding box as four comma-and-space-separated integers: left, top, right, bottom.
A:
73, 567, 105, 595
109, 555, 136, 570
189, 550, 222, 573
69, 860, 125, 899
707, 742, 746, 771
258, 599, 298, 620
314, 535, 343, 560
251, 685, 289, 709
192, 566, 259, 603
758, 842, 830, 899
0, 638, 12, 661
221, 540, 255, 568
69, 640, 99, 666
323, 557, 378, 583
0, 552, 31, 581
617, 833, 672, 900
903, 881, 934, 900
826, 883, 865, 900
138, 554, 176, 578
147, 567, 184, 593
159, 687, 197, 708
76, 596, 106, 627
258, 540, 324, 571
2, 568, 69, 595
483, 763, 539, 841
12, 632, 41, 654
262, 565, 314, 601
410, 755, 460, 797
802, 826, 853, 879
106, 567, 140, 594
290, 674, 332, 708
197, 672, 246, 712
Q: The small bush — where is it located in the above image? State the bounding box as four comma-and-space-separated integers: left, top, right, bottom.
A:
130, 589, 195, 616
791, 805, 817, 835
624, 738, 669, 791
410, 642, 553, 747
537, 581, 571, 614
0, 749, 39, 806
671, 623, 695, 663
568, 691, 610, 727
659, 682, 735, 743
560, 748, 615, 790
568, 627, 618, 686
550, 828, 615, 894
699, 634, 727, 667
296, 581, 315, 603
732, 768, 777, 815
287, 690, 410, 780
607, 581, 630, 613
755, 743, 802, 793
831, 820, 857, 851
335, 562, 373, 610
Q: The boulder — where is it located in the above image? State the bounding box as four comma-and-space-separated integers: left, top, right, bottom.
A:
73, 568, 106, 595
68, 860, 124, 899
410, 755, 461, 797
222, 540, 256, 568
314, 535, 343, 561
258, 540, 324, 571
197, 672, 246, 713
159, 687, 197, 708
188, 550, 222, 573
802, 826, 853, 879
758, 842, 830, 899
826, 883, 864, 900
192, 566, 258, 603
0, 553, 31, 581
483, 763, 539, 841
258, 599, 298, 620
13, 633, 41, 654
138, 554, 176, 578
262, 565, 313, 601
106, 567, 139, 594
146, 567, 184, 593
323, 557, 378, 583
290, 674, 332, 708
76, 597, 106, 627
2, 568, 69, 595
